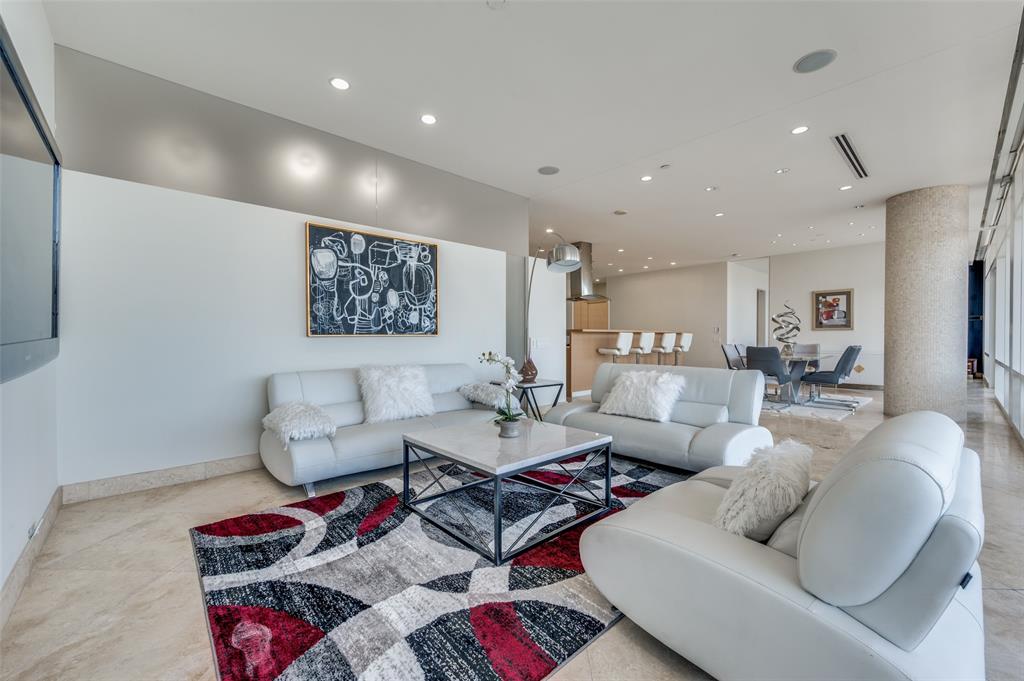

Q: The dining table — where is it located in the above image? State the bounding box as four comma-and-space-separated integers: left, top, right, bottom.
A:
778, 351, 835, 404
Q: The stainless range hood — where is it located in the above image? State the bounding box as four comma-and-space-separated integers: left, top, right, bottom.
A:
568, 241, 607, 300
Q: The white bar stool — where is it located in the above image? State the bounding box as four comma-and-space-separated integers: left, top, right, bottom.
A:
597, 332, 634, 363
652, 333, 676, 365
629, 332, 655, 364
673, 332, 693, 365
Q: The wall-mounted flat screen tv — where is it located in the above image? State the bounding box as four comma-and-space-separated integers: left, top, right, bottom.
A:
0, 20, 62, 383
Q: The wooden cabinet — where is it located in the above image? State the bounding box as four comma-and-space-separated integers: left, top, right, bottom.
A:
569, 300, 610, 329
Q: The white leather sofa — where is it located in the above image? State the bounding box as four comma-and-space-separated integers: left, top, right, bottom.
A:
580, 411, 986, 681
544, 364, 771, 471
259, 363, 495, 495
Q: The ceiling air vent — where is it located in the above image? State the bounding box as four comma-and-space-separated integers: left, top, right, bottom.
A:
832, 134, 869, 179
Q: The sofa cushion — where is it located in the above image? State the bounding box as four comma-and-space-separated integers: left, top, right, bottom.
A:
433, 391, 474, 413
626, 477, 725, 524
562, 410, 699, 469
426, 408, 498, 430
332, 417, 436, 459
670, 401, 728, 428
320, 401, 365, 428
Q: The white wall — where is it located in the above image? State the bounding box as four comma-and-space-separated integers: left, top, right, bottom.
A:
606, 262, 727, 369
526, 256, 567, 407
769, 242, 885, 386
0, 362, 58, 581
57, 171, 515, 484
0, 0, 54, 127
0, 0, 56, 588
727, 259, 769, 346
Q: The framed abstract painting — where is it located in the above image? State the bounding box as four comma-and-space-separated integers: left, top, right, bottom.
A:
306, 222, 439, 336
812, 289, 854, 330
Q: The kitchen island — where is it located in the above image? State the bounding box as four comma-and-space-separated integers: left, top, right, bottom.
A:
566, 329, 685, 398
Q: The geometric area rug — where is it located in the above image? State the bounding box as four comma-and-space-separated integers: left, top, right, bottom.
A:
189, 455, 687, 681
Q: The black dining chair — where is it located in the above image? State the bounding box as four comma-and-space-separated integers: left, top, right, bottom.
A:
745, 346, 794, 403
803, 345, 862, 410
721, 344, 745, 370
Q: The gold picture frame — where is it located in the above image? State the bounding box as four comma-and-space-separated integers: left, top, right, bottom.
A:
812, 289, 854, 330
306, 221, 439, 337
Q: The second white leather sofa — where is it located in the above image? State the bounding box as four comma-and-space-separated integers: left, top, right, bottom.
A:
544, 363, 772, 471
259, 363, 494, 494
580, 411, 985, 680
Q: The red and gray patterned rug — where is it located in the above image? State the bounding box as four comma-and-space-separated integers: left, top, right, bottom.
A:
190, 455, 685, 681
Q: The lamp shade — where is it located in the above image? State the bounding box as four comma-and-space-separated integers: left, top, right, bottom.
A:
546, 242, 582, 273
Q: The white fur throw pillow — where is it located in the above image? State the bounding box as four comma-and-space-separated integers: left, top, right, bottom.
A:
458, 383, 525, 414
358, 365, 436, 423
713, 439, 813, 541
598, 371, 686, 422
262, 402, 336, 449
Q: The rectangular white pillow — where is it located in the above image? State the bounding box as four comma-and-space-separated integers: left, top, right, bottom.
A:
598, 370, 686, 422
358, 365, 436, 423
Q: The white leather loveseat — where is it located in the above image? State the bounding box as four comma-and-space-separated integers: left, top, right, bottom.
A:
544, 364, 771, 471
259, 363, 494, 494
581, 411, 986, 680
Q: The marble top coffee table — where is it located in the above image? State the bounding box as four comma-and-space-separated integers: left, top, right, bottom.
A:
402, 419, 613, 565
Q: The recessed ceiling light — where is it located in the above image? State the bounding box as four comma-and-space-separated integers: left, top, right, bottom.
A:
775, 168, 790, 174
808, 226, 815, 230
607, 263, 613, 266
537, 165, 560, 175
705, 186, 717, 192
670, 262, 677, 266
640, 175, 653, 182
849, 221, 855, 226
839, 185, 853, 191
792, 242, 798, 247
826, 239, 832, 244
660, 163, 672, 170
329, 77, 350, 90
617, 248, 624, 253
595, 278, 600, 282
870, 225, 877, 229
854, 204, 864, 209
793, 49, 838, 74
715, 212, 725, 217
538, 248, 546, 252
731, 253, 741, 258
545, 227, 554, 233
613, 209, 628, 215
858, 233, 865, 237
771, 240, 777, 245
791, 125, 809, 135
618, 268, 624, 272
643, 265, 649, 269
420, 114, 437, 125
647, 256, 653, 260
776, 233, 783, 238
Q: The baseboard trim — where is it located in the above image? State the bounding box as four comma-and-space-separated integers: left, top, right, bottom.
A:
62, 452, 262, 505
843, 383, 883, 391
1, 485, 62, 630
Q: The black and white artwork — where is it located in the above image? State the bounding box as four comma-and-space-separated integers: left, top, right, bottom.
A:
306, 222, 438, 336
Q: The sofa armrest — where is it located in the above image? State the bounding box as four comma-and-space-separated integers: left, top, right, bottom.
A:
259, 430, 337, 486
688, 422, 773, 470
580, 511, 912, 681
543, 400, 599, 425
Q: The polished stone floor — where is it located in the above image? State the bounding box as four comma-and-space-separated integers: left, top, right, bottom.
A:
1, 384, 1021, 680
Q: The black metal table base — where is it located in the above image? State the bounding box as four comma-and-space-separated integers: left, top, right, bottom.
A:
402, 441, 612, 565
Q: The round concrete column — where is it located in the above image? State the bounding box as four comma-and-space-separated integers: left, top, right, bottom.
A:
884, 185, 968, 421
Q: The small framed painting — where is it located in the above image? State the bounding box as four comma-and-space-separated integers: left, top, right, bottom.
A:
812, 289, 854, 330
